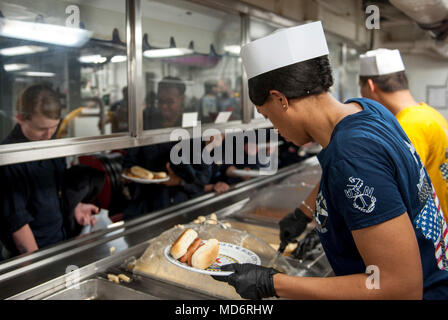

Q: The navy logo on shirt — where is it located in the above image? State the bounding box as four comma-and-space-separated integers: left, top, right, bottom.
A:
315, 191, 328, 233
406, 140, 431, 203
416, 167, 432, 203
344, 177, 376, 214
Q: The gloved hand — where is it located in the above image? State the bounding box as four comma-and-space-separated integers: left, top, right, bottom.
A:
212, 263, 280, 300
292, 229, 320, 260
279, 208, 312, 249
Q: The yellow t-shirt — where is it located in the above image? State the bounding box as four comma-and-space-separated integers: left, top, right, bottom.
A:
396, 103, 448, 220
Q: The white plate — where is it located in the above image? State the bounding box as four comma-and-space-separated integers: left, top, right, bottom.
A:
164, 242, 261, 276
121, 173, 170, 184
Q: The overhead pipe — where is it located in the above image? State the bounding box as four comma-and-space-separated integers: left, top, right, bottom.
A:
389, 0, 448, 40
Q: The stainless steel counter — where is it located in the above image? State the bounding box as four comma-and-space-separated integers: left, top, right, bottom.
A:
0, 157, 332, 300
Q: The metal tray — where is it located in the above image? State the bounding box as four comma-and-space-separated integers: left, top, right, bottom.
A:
44, 278, 158, 300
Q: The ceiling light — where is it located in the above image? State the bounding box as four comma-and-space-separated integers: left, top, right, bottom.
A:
0, 45, 48, 56
143, 47, 193, 58
79, 54, 107, 64
17, 71, 55, 77
111, 55, 127, 63
0, 17, 92, 47
4, 64, 30, 72
224, 45, 241, 55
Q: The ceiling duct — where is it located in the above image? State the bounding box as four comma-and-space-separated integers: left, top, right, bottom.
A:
389, 0, 448, 40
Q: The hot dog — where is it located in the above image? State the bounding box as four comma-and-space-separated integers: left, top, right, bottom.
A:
170, 228, 219, 269
179, 237, 203, 264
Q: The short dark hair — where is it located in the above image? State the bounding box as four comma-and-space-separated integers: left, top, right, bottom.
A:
359, 71, 409, 93
158, 76, 186, 96
17, 84, 61, 120
204, 79, 218, 94
248, 55, 334, 106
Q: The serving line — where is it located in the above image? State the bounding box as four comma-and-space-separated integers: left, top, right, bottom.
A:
0, 157, 327, 299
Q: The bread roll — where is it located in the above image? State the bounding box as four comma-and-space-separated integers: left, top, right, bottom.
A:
130, 166, 154, 180
127, 172, 140, 178
154, 171, 167, 179
170, 229, 198, 260
191, 239, 219, 269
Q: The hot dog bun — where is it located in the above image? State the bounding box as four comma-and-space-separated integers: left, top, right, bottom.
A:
130, 166, 154, 180
170, 229, 198, 260
154, 171, 167, 179
191, 239, 219, 270
179, 237, 203, 264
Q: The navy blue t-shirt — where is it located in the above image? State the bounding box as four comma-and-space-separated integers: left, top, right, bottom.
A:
316, 98, 448, 299
0, 125, 66, 257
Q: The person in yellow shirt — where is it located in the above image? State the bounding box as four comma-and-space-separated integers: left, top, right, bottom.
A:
359, 48, 448, 220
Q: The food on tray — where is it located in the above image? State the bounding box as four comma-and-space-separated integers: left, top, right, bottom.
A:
169, 229, 219, 270
130, 166, 154, 180
269, 242, 298, 256
125, 166, 168, 181
107, 274, 120, 284
118, 274, 131, 283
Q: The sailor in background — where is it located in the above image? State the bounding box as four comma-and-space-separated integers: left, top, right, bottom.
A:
213, 21, 448, 300
0, 85, 102, 260
123, 77, 212, 219
358, 48, 448, 221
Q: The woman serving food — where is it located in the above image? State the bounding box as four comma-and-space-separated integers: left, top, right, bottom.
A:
213, 21, 448, 300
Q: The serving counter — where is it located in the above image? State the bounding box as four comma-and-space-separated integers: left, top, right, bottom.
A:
0, 157, 332, 300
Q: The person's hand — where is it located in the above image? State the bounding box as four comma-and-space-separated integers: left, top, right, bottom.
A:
74, 203, 99, 226
279, 208, 312, 249
162, 163, 182, 187
240, 167, 252, 181
213, 182, 230, 194
226, 166, 237, 177
212, 263, 280, 300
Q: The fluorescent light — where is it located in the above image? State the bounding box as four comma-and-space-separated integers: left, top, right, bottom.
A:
79, 54, 107, 64
4, 63, 29, 72
0, 17, 92, 47
224, 45, 241, 55
0, 45, 48, 56
111, 55, 127, 63
143, 47, 193, 58
17, 71, 55, 77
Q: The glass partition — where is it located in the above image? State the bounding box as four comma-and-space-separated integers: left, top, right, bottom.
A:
140, 0, 243, 131
248, 17, 282, 121
0, 0, 127, 143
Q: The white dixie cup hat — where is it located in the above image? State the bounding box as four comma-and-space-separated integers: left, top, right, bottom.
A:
240, 21, 329, 80
359, 48, 405, 77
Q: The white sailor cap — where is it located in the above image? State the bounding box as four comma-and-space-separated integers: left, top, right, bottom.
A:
240, 21, 329, 80
359, 48, 405, 76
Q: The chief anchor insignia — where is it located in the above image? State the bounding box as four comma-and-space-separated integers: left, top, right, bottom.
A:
344, 177, 376, 214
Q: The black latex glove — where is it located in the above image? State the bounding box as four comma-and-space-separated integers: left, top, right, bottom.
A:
279, 208, 312, 249
212, 263, 280, 300
292, 229, 320, 260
